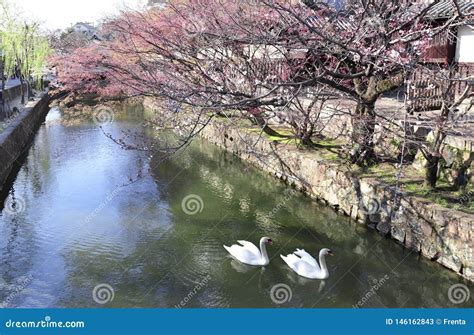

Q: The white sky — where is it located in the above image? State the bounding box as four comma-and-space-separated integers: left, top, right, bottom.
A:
12, 0, 146, 31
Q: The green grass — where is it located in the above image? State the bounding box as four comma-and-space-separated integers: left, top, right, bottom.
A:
213, 118, 474, 214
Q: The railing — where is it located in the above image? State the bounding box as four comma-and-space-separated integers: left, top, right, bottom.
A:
406, 69, 445, 111
455, 63, 474, 97
406, 63, 474, 112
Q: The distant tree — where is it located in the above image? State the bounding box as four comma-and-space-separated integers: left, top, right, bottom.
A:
0, 0, 51, 104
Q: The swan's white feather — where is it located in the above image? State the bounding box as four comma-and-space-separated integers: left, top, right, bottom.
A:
280, 254, 301, 272
237, 240, 261, 257
281, 249, 329, 280
295, 249, 319, 269
224, 241, 265, 266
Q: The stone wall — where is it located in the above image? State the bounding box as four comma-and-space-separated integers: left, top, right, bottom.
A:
0, 94, 51, 193
143, 97, 473, 281
203, 122, 473, 282
306, 98, 474, 185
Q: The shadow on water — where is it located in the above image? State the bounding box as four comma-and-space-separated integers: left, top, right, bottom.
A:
0, 149, 30, 210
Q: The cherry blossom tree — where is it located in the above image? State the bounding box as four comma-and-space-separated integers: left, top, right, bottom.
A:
53, 0, 471, 168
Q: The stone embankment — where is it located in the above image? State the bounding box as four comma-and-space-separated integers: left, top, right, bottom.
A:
144, 97, 473, 282
0, 93, 51, 193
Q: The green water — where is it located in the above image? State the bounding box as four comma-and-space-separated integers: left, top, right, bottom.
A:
0, 105, 472, 308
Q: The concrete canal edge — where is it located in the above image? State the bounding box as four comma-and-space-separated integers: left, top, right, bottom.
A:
142, 97, 473, 282
0, 93, 51, 194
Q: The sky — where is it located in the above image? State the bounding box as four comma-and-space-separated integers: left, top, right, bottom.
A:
12, 0, 146, 31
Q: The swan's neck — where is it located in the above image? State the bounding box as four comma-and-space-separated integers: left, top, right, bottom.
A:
318, 251, 329, 275
259, 240, 269, 264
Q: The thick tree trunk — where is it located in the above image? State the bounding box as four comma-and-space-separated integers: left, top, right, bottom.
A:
300, 134, 315, 147
350, 101, 376, 166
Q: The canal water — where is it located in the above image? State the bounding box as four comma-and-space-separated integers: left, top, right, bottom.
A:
0, 105, 472, 308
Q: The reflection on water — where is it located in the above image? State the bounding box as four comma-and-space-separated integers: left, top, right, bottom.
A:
0, 105, 472, 308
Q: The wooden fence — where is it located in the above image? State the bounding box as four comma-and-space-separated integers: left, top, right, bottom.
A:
406, 63, 473, 112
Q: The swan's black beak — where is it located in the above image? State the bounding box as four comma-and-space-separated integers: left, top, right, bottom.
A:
267, 239, 273, 245
328, 250, 334, 256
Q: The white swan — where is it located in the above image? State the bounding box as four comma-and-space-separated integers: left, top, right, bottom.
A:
281, 248, 333, 279
223, 237, 273, 266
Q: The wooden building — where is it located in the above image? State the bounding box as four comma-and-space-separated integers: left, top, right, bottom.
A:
407, 0, 474, 111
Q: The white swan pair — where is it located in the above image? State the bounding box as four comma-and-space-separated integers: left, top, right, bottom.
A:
223, 237, 334, 279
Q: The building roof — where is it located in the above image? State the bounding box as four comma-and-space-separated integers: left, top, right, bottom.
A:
426, 0, 474, 20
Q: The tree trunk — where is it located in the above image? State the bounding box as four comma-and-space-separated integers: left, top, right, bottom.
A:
454, 153, 473, 191
288, 119, 316, 147
300, 134, 315, 147
350, 101, 376, 166
424, 156, 440, 189
423, 127, 445, 189
0, 59, 5, 121
26, 78, 32, 99
19, 75, 25, 105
